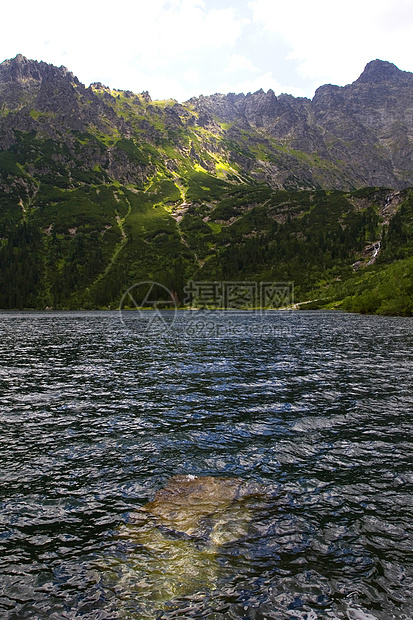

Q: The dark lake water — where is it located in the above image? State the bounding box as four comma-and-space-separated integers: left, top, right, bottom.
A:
1, 310, 413, 619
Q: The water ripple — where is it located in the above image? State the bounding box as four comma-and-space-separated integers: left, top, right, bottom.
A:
0, 310, 412, 618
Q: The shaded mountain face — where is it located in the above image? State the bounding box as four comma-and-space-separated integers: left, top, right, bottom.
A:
1, 55, 413, 312
1, 55, 413, 191
188, 59, 413, 190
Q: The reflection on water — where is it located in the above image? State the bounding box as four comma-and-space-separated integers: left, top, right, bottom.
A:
103, 475, 269, 618
0, 310, 412, 618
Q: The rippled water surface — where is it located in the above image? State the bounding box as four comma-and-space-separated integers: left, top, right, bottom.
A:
1, 310, 413, 619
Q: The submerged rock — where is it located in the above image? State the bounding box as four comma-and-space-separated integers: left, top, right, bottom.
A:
110, 475, 267, 618
134, 474, 263, 542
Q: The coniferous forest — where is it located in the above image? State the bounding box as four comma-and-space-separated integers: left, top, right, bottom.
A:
1, 55, 413, 314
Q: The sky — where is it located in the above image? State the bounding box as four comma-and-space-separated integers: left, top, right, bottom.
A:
1, 0, 412, 102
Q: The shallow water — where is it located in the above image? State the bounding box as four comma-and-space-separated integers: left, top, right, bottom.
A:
0, 310, 412, 619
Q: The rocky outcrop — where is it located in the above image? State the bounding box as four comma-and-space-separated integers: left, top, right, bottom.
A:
112, 475, 268, 617
354, 59, 413, 85
0, 53, 78, 91
0, 55, 157, 185
135, 474, 264, 540
188, 59, 413, 190
1, 55, 413, 191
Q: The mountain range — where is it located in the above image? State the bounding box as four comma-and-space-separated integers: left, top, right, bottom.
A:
0, 54, 412, 314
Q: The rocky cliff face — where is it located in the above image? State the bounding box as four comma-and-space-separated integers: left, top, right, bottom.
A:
1, 55, 413, 192
188, 60, 413, 190
0, 55, 159, 187
1, 56, 413, 311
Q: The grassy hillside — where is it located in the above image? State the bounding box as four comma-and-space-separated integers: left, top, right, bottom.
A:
1, 160, 412, 314
1, 57, 413, 314
305, 192, 413, 315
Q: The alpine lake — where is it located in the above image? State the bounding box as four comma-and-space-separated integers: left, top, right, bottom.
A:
0, 310, 412, 619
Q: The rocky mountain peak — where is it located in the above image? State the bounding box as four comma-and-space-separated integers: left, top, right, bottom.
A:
0, 54, 79, 85
1, 54, 413, 191
355, 59, 405, 84
90, 82, 111, 92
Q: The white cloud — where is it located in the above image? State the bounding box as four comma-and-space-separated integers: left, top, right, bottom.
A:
0, 0, 248, 92
376, 0, 413, 32
2, 0, 412, 101
249, 0, 413, 91
223, 53, 258, 74
132, 72, 195, 102
183, 68, 201, 85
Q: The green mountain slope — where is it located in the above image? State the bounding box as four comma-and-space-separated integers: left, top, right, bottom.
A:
0, 55, 413, 314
